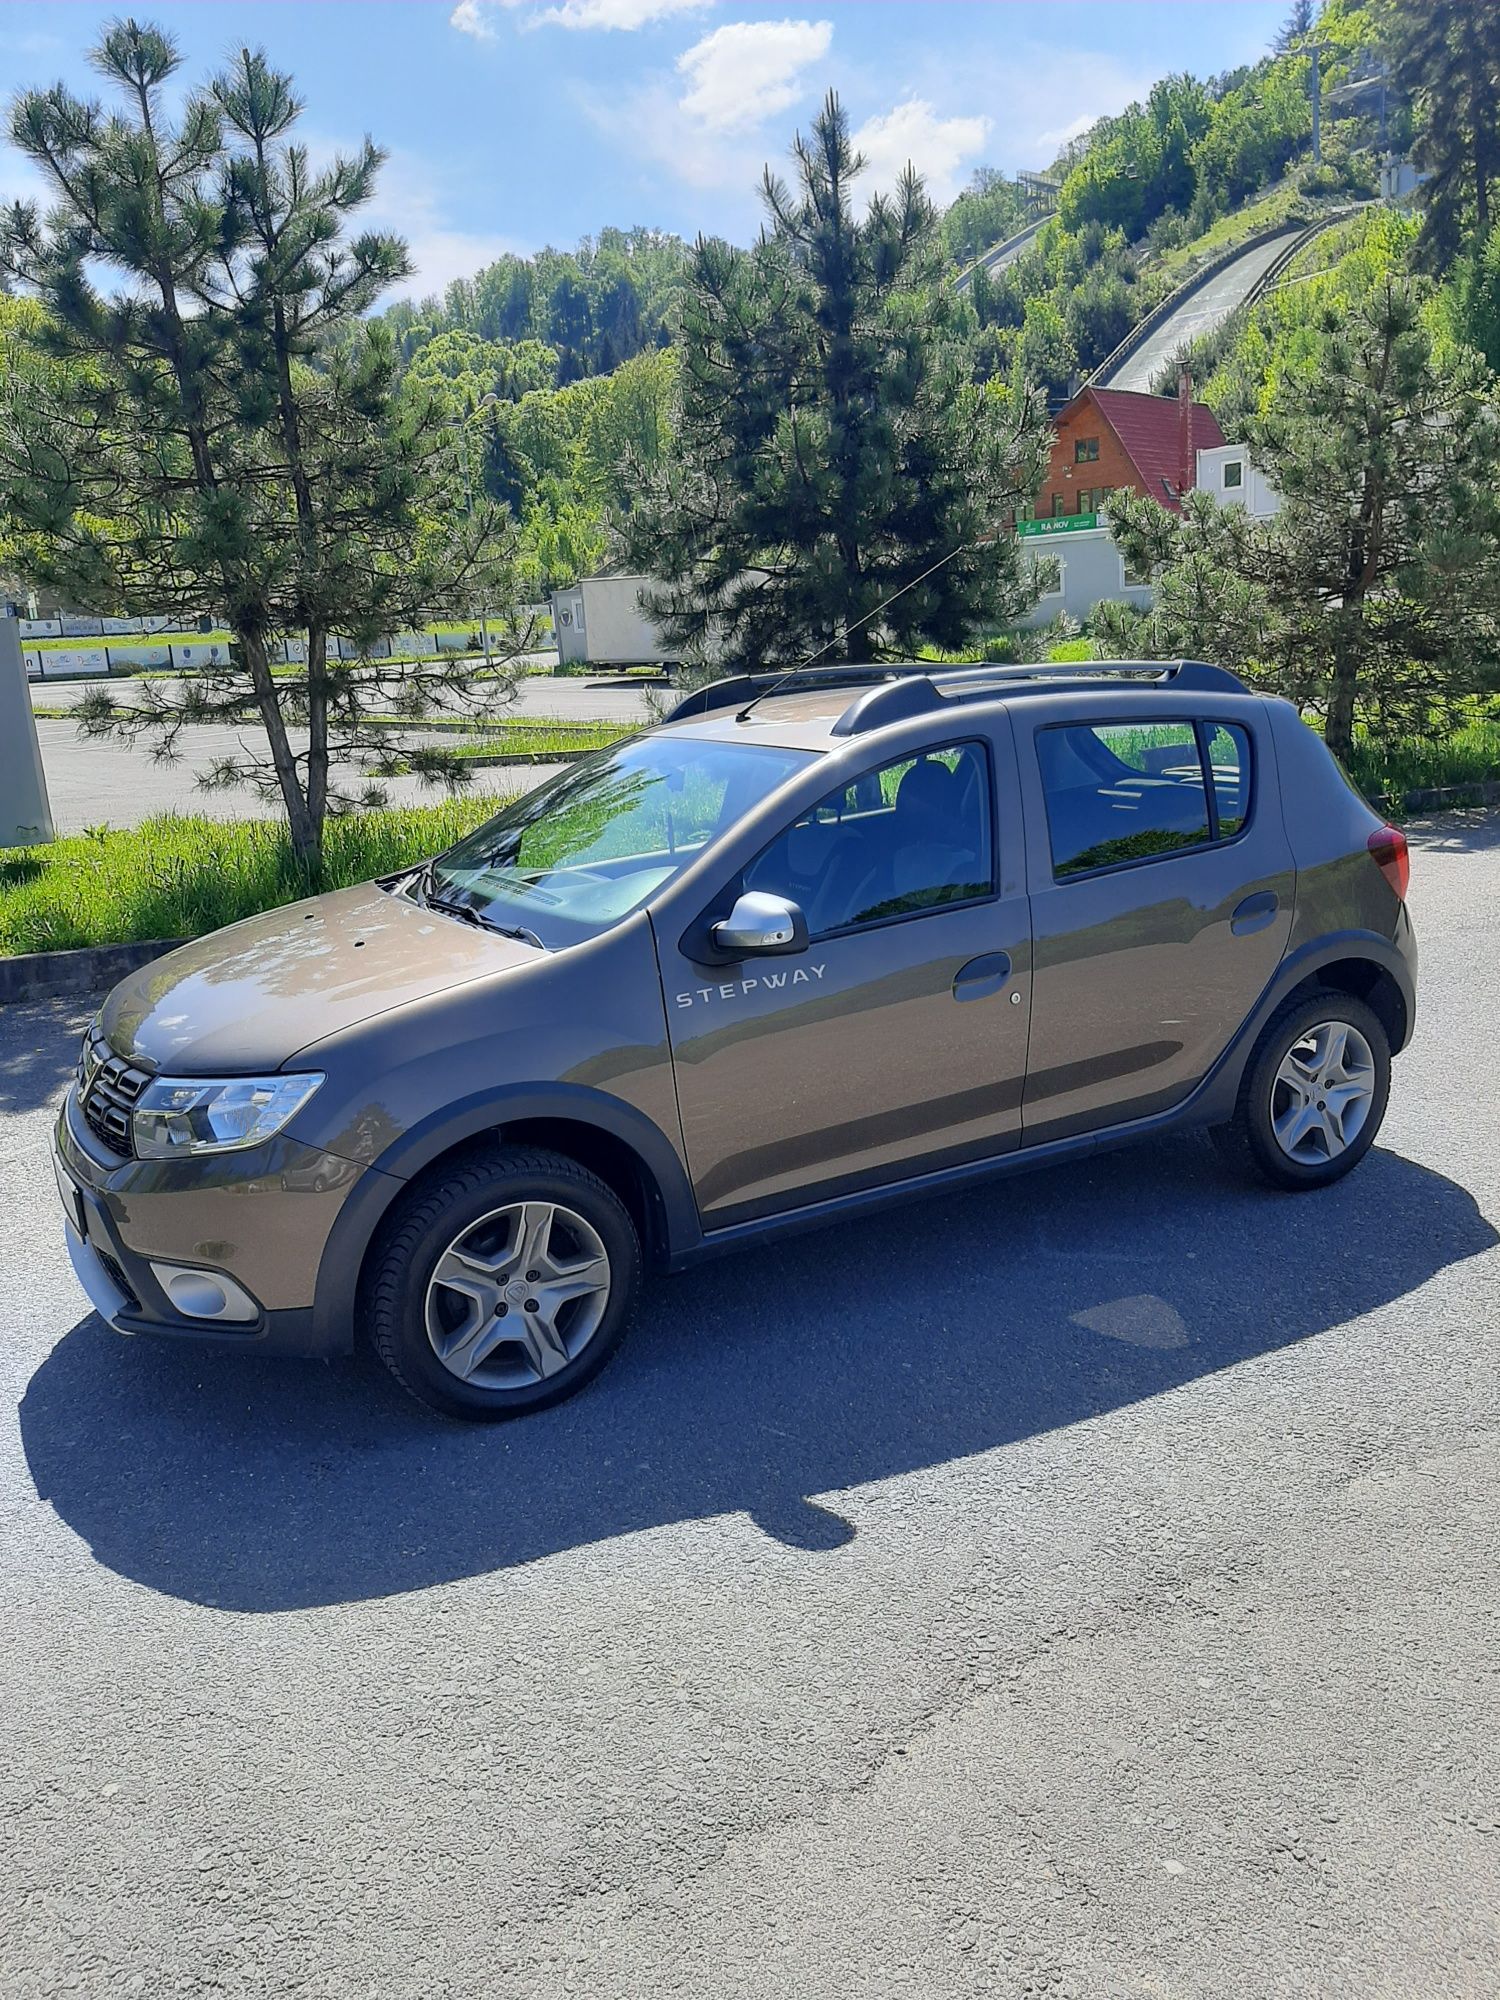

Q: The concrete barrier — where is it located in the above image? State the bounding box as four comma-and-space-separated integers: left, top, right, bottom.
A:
0, 938, 186, 1006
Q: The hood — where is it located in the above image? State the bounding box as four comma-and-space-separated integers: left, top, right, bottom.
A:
100, 881, 542, 1075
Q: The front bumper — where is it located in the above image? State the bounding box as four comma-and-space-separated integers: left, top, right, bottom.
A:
53, 1083, 360, 1358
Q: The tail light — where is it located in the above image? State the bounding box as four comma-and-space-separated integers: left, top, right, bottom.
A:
1367, 824, 1409, 900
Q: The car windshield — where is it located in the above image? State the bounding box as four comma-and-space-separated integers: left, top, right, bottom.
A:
419, 734, 816, 948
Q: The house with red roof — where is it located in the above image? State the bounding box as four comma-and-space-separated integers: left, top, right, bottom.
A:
1018, 380, 1227, 628
1034, 383, 1226, 521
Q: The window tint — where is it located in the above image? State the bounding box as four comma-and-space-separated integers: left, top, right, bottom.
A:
1039, 722, 1210, 877
1205, 722, 1251, 836
746, 742, 992, 937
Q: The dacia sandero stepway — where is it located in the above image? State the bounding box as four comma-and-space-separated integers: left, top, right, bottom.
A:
55, 660, 1416, 1419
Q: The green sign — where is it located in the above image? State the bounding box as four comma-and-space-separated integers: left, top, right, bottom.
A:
1018, 512, 1100, 537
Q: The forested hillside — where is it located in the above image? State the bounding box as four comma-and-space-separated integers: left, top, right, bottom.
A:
372, 0, 1394, 592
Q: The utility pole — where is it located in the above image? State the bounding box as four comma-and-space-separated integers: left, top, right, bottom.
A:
0, 612, 54, 848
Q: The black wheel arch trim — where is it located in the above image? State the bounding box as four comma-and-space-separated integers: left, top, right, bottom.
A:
311, 1084, 700, 1353
1185, 928, 1413, 1129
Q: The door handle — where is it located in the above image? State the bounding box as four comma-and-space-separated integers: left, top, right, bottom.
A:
1230, 890, 1279, 936
953, 952, 1012, 1001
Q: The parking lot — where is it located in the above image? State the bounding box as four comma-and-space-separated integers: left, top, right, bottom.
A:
3, 814, 1497, 1998
28, 673, 653, 833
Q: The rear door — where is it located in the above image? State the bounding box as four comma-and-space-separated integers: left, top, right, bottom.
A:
655, 721, 1034, 1226
1017, 701, 1294, 1144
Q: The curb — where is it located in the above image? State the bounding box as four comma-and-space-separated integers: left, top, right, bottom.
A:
1370, 778, 1500, 816
0, 937, 186, 1006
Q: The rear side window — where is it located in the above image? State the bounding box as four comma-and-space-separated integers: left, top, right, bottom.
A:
1040, 721, 1231, 878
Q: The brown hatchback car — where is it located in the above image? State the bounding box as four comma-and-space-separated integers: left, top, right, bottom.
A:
55, 660, 1416, 1419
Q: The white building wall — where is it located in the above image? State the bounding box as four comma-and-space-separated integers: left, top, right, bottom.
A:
1020, 523, 1155, 629
1196, 443, 1281, 519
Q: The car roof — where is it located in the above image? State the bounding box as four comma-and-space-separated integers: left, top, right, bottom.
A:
649, 661, 1261, 754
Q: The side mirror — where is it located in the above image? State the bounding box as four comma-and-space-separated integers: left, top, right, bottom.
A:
711, 890, 808, 957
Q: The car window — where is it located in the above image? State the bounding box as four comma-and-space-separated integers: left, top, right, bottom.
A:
1039, 721, 1211, 878
745, 741, 993, 937
1204, 722, 1251, 837
425, 737, 815, 947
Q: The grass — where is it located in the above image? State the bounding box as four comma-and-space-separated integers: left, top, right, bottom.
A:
29, 629, 232, 651
384, 717, 632, 766
0, 800, 506, 956
1344, 721, 1500, 802
1152, 180, 1307, 281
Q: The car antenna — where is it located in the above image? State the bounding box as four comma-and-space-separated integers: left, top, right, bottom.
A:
734, 532, 998, 722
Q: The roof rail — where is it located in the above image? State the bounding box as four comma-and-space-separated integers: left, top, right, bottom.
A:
830, 658, 1247, 737
662, 662, 925, 724
665, 657, 1246, 731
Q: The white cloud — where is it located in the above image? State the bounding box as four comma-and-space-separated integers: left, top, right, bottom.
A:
677, 19, 832, 133
300, 138, 527, 300
449, 1, 497, 41
850, 99, 991, 206
366, 152, 530, 298
459, 0, 709, 31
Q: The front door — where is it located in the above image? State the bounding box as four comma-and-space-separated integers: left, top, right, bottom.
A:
657, 731, 1034, 1227
1018, 710, 1295, 1144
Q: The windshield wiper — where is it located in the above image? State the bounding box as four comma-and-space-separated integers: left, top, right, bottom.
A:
417, 870, 545, 950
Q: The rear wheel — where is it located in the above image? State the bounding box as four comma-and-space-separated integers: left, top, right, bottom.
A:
1211, 990, 1391, 1191
367, 1146, 641, 1420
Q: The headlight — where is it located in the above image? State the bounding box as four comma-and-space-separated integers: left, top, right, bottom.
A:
132, 1073, 325, 1159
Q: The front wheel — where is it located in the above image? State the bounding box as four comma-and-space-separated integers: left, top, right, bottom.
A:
366, 1146, 641, 1420
1211, 990, 1391, 1192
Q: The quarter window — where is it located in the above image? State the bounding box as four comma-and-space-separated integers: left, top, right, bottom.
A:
746, 742, 993, 937
1205, 722, 1251, 835
1039, 722, 1210, 877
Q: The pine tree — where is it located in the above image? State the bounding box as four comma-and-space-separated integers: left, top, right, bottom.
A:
1106, 272, 1500, 758
1275, 0, 1318, 55
0, 20, 522, 869
1380, 0, 1500, 262
618, 93, 1048, 670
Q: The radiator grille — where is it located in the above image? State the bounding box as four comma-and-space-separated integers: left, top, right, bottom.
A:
78, 1028, 151, 1159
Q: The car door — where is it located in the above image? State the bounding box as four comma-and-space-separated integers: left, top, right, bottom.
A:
655, 723, 1033, 1227
1017, 702, 1295, 1145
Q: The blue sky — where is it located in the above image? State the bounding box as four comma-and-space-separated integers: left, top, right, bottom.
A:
3, 2, 1290, 301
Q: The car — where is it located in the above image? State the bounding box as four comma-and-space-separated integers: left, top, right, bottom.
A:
54, 658, 1416, 1421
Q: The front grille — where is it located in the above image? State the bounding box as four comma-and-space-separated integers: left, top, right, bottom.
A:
78, 1028, 152, 1159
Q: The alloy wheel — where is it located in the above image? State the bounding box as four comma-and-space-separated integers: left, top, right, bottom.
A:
1270, 1019, 1377, 1167
424, 1201, 612, 1389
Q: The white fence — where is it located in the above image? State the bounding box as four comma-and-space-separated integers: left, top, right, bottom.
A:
24, 609, 555, 681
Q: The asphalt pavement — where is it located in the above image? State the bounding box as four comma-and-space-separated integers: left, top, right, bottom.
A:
2, 813, 1497, 1997
27, 674, 654, 834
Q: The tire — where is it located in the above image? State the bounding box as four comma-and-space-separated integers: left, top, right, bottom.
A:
366, 1145, 641, 1421
1211, 988, 1391, 1192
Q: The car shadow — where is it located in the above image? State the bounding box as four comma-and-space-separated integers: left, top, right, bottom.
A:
20, 1139, 1495, 1612
0, 997, 93, 1115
